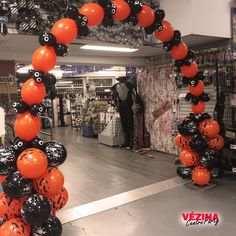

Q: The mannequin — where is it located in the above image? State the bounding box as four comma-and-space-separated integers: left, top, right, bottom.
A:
111, 76, 143, 149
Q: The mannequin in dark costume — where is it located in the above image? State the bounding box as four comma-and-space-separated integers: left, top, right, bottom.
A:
111, 76, 143, 149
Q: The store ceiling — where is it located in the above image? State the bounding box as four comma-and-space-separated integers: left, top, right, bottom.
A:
0, 34, 229, 66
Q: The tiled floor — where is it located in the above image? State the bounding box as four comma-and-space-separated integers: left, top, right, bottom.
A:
62, 173, 236, 236
42, 127, 176, 209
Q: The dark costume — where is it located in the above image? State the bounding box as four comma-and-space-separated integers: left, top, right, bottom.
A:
111, 76, 144, 149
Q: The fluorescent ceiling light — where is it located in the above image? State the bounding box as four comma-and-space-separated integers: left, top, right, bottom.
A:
80, 45, 138, 53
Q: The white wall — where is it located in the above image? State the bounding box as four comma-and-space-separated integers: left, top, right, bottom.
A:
159, 0, 192, 37
159, 0, 232, 38
191, 0, 231, 38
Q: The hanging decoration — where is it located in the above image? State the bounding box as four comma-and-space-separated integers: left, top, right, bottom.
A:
0, 0, 223, 234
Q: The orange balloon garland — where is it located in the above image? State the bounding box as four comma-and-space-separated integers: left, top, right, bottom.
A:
0, 1, 225, 227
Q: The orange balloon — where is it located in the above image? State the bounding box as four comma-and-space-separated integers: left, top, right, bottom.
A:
0, 218, 30, 236
0, 192, 11, 219
51, 18, 78, 45
113, 0, 131, 21
34, 167, 64, 196
32, 46, 57, 73
155, 20, 174, 42
14, 112, 41, 141
192, 166, 210, 186
208, 135, 224, 150
9, 197, 27, 217
188, 80, 205, 97
192, 101, 205, 114
0, 175, 7, 184
180, 149, 199, 167
80, 3, 105, 26
175, 134, 190, 150
170, 42, 188, 60
17, 148, 48, 179
181, 61, 199, 78
0, 193, 26, 219
137, 4, 155, 27
21, 78, 46, 105
198, 119, 220, 138
49, 187, 68, 212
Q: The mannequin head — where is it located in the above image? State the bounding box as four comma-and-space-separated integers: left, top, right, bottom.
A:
116, 76, 129, 84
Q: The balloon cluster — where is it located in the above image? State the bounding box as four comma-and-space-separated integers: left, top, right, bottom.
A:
176, 113, 224, 185
0, 8, 72, 236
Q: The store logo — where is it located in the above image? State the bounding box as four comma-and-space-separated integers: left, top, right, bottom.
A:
181, 212, 220, 227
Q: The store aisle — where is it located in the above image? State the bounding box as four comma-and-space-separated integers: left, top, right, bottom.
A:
41, 127, 176, 209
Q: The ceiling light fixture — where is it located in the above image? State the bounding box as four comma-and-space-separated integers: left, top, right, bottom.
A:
80, 45, 139, 53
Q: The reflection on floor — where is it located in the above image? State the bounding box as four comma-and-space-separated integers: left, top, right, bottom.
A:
43, 127, 176, 209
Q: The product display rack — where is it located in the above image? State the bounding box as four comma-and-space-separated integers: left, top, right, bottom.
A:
70, 95, 83, 129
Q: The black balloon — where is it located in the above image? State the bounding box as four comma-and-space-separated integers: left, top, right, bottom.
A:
76, 14, 88, 28
198, 112, 211, 122
172, 30, 181, 46
163, 41, 173, 51
44, 141, 67, 167
126, 0, 142, 13
31, 215, 62, 236
21, 194, 51, 227
145, 21, 162, 35
190, 135, 208, 153
29, 103, 46, 116
11, 136, 28, 153
12, 101, 28, 114
78, 26, 89, 37
177, 165, 192, 179
182, 76, 190, 84
191, 96, 200, 105
200, 149, 221, 169
28, 136, 44, 149
103, 17, 115, 27
185, 93, 192, 101
48, 85, 57, 100
30, 70, 45, 83
177, 119, 198, 136
186, 113, 197, 121
125, 14, 138, 26
0, 146, 17, 175
196, 71, 206, 81
39, 32, 57, 47
210, 168, 223, 179
98, 0, 108, 6
155, 9, 165, 21
175, 60, 184, 68
55, 43, 68, 57
184, 50, 195, 66
43, 73, 57, 87
65, 5, 78, 19
200, 92, 210, 102
2, 171, 32, 199
188, 78, 199, 87
104, 3, 116, 17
